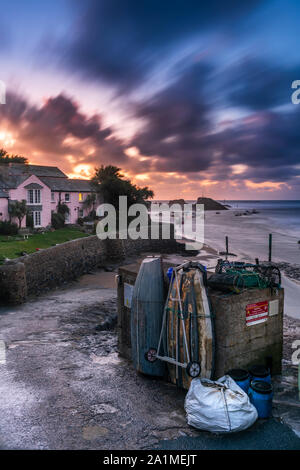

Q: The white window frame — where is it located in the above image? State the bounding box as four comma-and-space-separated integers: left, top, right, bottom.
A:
27, 189, 41, 205
51, 191, 55, 202
65, 193, 70, 202
78, 192, 83, 202
27, 189, 34, 204
33, 211, 41, 227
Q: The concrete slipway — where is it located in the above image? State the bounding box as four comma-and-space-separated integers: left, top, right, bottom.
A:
0, 253, 299, 450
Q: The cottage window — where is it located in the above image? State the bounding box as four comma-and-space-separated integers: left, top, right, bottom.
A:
51, 192, 55, 202
27, 189, 41, 204
65, 193, 70, 202
78, 192, 83, 202
35, 189, 41, 204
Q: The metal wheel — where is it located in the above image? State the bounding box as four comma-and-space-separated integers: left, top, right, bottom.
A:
186, 361, 201, 378
144, 348, 157, 363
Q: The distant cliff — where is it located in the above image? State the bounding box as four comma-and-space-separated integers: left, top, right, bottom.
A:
196, 197, 228, 210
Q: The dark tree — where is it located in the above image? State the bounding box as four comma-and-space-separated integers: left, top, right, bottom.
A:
0, 148, 28, 164
91, 165, 154, 208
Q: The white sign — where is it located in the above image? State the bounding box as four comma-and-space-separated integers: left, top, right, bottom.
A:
269, 299, 279, 316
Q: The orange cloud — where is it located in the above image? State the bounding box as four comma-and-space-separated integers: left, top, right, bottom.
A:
245, 180, 289, 191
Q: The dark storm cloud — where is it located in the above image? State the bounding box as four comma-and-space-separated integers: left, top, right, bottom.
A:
24, 94, 112, 143
2, 76, 300, 186
65, 0, 263, 91
0, 91, 128, 167
212, 109, 300, 181
130, 65, 300, 182
222, 57, 300, 110
131, 63, 215, 172
0, 92, 27, 123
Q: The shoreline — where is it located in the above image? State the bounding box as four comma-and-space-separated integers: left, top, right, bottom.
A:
189, 210, 300, 320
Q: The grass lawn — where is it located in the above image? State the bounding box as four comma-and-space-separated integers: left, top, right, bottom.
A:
0, 228, 90, 261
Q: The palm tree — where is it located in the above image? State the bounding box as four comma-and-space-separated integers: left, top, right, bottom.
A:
83, 193, 96, 212
9, 200, 27, 228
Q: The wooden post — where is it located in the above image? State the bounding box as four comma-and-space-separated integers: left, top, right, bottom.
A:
298, 363, 300, 401
268, 233, 272, 262
225, 236, 229, 260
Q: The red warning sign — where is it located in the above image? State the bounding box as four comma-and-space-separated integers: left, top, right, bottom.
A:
246, 301, 268, 326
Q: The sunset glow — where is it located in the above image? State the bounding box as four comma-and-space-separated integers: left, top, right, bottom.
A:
0, 1, 299, 200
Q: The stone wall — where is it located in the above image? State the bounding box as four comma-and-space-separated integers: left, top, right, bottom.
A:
23, 236, 107, 297
0, 262, 27, 304
209, 287, 284, 377
0, 230, 183, 304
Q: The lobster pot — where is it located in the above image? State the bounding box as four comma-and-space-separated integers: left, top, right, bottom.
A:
166, 267, 213, 389
131, 257, 165, 376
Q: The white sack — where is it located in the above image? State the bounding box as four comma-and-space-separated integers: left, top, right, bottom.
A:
184, 375, 258, 433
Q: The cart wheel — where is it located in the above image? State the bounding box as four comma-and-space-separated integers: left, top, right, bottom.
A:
144, 348, 157, 363
186, 361, 201, 378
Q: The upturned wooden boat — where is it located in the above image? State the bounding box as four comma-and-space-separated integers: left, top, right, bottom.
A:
131, 257, 166, 376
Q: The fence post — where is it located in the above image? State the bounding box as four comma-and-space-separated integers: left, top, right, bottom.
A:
268, 233, 272, 262
225, 236, 229, 259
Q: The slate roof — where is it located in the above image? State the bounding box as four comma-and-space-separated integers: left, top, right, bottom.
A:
1, 163, 67, 178
0, 189, 8, 198
0, 163, 67, 189
0, 163, 94, 193
40, 177, 94, 192
24, 165, 67, 178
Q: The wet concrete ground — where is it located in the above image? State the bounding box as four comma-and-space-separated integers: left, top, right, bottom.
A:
0, 254, 299, 449
0, 268, 201, 450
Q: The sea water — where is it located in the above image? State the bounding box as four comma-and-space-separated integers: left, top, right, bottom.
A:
225, 200, 300, 239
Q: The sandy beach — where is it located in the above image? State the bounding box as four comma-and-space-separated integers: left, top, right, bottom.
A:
203, 209, 300, 264
150, 205, 300, 320
201, 209, 300, 322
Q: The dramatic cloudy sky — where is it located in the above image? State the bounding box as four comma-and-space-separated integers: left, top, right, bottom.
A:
0, 0, 300, 199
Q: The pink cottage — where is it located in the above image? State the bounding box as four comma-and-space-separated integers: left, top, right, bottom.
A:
0, 163, 97, 228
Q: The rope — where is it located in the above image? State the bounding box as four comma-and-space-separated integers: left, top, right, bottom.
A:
221, 387, 232, 432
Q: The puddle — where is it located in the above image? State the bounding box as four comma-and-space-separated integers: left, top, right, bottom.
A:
91, 404, 118, 415
90, 352, 122, 366
82, 425, 109, 440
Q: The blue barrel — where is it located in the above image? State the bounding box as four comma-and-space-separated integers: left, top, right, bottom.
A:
248, 380, 273, 418
226, 369, 250, 393
249, 365, 271, 384
131, 257, 165, 376
166, 267, 173, 282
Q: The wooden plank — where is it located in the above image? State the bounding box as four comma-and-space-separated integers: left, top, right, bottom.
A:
166, 266, 213, 389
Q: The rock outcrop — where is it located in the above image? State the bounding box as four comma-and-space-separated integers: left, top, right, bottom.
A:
196, 197, 228, 211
